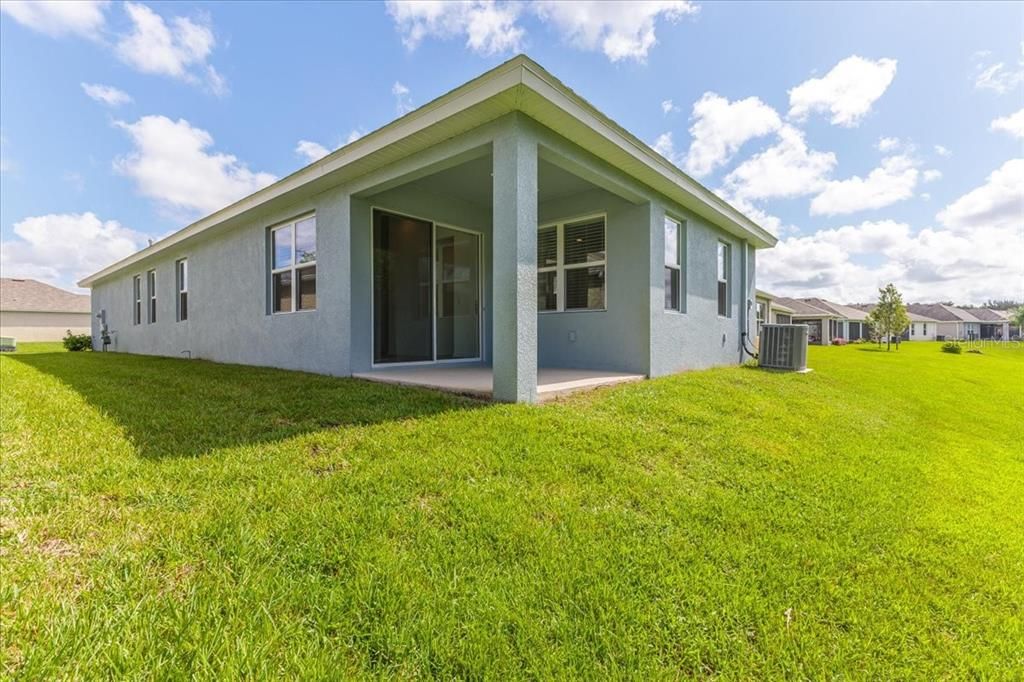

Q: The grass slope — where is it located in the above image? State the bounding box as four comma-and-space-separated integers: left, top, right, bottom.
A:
2, 342, 1022, 678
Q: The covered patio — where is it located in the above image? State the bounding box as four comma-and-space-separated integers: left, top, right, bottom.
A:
353, 365, 644, 401
346, 111, 654, 404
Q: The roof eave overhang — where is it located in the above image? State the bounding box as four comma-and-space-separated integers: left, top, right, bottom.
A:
79, 56, 775, 288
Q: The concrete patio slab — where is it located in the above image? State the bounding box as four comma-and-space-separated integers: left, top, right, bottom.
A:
353, 365, 644, 402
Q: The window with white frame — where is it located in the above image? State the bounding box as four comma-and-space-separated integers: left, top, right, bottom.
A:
717, 241, 730, 317
270, 215, 317, 313
147, 269, 157, 323
132, 275, 141, 325
536, 216, 606, 312
664, 216, 683, 311
176, 258, 188, 322
923, 323, 928, 335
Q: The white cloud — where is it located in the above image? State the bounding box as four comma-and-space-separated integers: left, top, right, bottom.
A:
788, 55, 897, 127
809, 154, 919, 216
393, 81, 414, 114
81, 82, 132, 106
723, 125, 836, 201
0, 0, 108, 40
937, 158, 1024, 232
683, 92, 782, 177
384, 0, 696, 62
759, 214, 1023, 304
722, 193, 789, 237
661, 99, 680, 115
295, 140, 331, 164
934, 144, 952, 157
762, 161, 1024, 303
533, 1, 698, 62
990, 108, 1024, 139
652, 131, 682, 165
922, 169, 942, 183
876, 136, 900, 152
114, 115, 276, 215
973, 45, 1024, 95
0, 212, 145, 291
295, 128, 366, 164
115, 2, 225, 94
385, 0, 525, 55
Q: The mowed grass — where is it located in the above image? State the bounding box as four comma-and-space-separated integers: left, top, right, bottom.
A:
1, 342, 1022, 678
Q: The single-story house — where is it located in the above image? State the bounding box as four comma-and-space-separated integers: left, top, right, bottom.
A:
856, 303, 940, 341
755, 289, 796, 328
904, 303, 1014, 341
968, 307, 1017, 340
79, 56, 777, 403
0, 278, 91, 342
772, 297, 872, 344
905, 311, 940, 341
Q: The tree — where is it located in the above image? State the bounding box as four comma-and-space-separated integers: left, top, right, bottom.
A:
866, 283, 911, 351
1012, 306, 1024, 330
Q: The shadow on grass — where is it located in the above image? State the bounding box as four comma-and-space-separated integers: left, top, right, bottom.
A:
9, 352, 482, 459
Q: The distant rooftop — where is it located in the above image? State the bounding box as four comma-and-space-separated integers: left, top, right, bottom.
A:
0, 278, 90, 313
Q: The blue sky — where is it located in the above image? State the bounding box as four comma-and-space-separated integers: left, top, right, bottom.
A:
1, 1, 1021, 303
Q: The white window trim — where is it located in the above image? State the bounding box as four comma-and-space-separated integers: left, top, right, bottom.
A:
176, 258, 188, 322
717, 240, 731, 319
538, 212, 607, 314
664, 215, 685, 314
132, 275, 142, 326
270, 213, 317, 315
147, 269, 157, 324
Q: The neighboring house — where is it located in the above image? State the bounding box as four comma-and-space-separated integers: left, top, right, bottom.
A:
755, 289, 796, 328
0, 278, 91, 342
79, 56, 776, 403
773, 297, 872, 344
857, 304, 939, 341
905, 303, 995, 341
967, 307, 1016, 340
905, 312, 939, 341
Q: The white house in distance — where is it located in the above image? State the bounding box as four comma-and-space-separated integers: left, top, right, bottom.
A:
905, 303, 1014, 341
0, 278, 91, 342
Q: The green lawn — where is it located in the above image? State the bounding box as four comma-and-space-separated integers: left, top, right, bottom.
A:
2, 342, 1022, 678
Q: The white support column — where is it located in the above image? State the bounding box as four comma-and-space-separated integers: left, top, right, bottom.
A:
492, 121, 538, 403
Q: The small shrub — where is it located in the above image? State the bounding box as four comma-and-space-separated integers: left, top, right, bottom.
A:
832, 337, 847, 346
967, 349, 983, 355
941, 341, 962, 355
62, 330, 92, 352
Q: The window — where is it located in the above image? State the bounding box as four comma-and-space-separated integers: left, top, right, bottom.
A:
270, 215, 316, 313
132, 275, 141, 325
147, 269, 157, 323
176, 258, 188, 322
717, 241, 731, 317
536, 216, 606, 312
923, 323, 928, 335
911, 324, 915, 336
664, 217, 682, 311
756, 301, 766, 332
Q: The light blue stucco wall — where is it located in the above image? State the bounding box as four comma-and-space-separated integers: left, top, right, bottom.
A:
90, 112, 764, 397
91, 186, 351, 376
536, 188, 650, 374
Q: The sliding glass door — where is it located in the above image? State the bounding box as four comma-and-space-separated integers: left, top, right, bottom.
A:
435, 226, 480, 360
373, 210, 481, 365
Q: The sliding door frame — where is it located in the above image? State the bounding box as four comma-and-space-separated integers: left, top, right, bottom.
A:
370, 206, 485, 368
